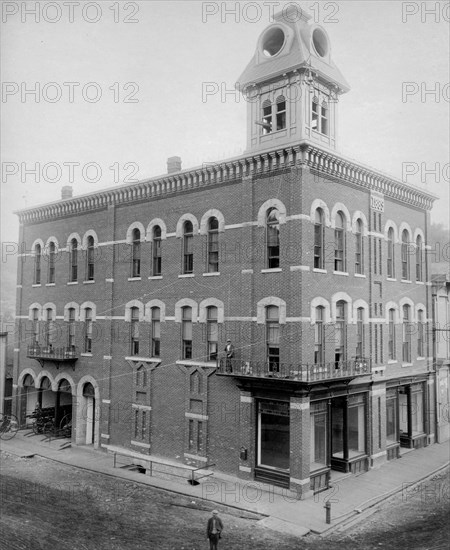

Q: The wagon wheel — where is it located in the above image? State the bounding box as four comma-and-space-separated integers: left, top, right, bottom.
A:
59, 414, 72, 437
0, 413, 19, 440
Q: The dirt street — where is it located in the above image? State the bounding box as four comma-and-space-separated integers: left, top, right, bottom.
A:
0, 451, 448, 550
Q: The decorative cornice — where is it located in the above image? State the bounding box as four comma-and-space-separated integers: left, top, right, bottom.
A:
15, 142, 437, 224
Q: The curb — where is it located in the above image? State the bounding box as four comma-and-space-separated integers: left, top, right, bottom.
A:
319, 462, 450, 536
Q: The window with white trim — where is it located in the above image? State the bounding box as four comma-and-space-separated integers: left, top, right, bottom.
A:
152, 226, 162, 276
334, 212, 346, 272
335, 301, 346, 365
356, 307, 365, 358
402, 305, 411, 362
266, 208, 280, 269
182, 306, 193, 359
314, 208, 324, 269
150, 307, 160, 357
401, 230, 410, 280
207, 217, 219, 273
130, 307, 140, 356
266, 305, 280, 371
69, 239, 78, 282
388, 309, 396, 360
262, 99, 272, 134
183, 221, 194, 274
131, 229, 141, 278
34, 244, 41, 284
387, 228, 395, 278
86, 236, 95, 281
84, 308, 93, 353
67, 307, 76, 349
48, 242, 56, 284
417, 309, 425, 357
314, 306, 325, 364
355, 219, 363, 275
276, 95, 286, 130
415, 236, 423, 282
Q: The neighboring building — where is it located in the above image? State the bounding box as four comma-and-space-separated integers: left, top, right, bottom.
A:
12, 9, 438, 498
431, 273, 450, 443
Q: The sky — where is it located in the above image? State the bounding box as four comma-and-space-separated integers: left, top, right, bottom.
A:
1, 0, 449, 313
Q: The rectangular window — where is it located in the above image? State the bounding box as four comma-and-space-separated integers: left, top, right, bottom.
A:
151, 308, 160, 357
310, 402, 327, 470
87, 242, 95, 281
386, 392, 398, 445
84, 309, 92, 353
276, 99, 286, 130
45, 310, 53, 348
314, 307, 324, 364
334, 302, 346, 365
182, 307, 192, 359
134, 410, 139, 439
312, 100, 319, 131
207, 231, 219, 273
417, 311, 424, 357
48, 246, 55, 284
373, 237, 377, 275
378, 238, 382, 275
183, 235, 193, 274
388, 310, 396, 360
374, 324, 378, 364
153, 239, 162, 276
141, 411, 147, 439
131, 308, 139, 356
32, 309, 39, 344
70, 245, 78, 282
206, 308, 218, 361
334, 229, 344, 271
356, 309, 364, 358
403, 307, 411, 362
320, 103, 328, 135
68, 308, 76, 349
188, 419, 203, 453
411, 388, 424, 435
266, 307, 280, 372
314, 223, 323, 269
34, 250, 41, 284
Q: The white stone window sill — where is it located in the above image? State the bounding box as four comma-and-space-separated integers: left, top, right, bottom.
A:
83, 280, 95, 284
125, 356, 161, 363
45, 283, 55, 287
290, 265, 310, 272
179, 274, 194, 278
67, 281, 78, 285
241, 269, 253, 274
203, 272, 220, 277
354, 273, 366, 278
401, 280, 412, 284
333, 271, 349, 276
416, 281, 425, 285
81, 353, 93, 357
128, 277, 141, 282
401, 362, 413, 368
416, 356, 426, 360
387, 360, 398, 364
176, 359, 216, 368
313, 268, 327, 274
32, 284, 41, 288
261, 268, 282, 273
386, 278, 397, 282
148, 276, 163, 280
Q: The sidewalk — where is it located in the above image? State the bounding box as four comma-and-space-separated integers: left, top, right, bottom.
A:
1, 431, 449, 538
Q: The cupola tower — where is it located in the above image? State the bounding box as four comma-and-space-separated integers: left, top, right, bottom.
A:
237, 6, 350, 153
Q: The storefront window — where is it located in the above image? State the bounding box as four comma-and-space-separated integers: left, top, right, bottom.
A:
258, 400, 290, 471
386, 390, 398, 445
411, 387, 424, 435
348, 396, 365, 456
310, 401, 327, 470
331, 395, 366, 460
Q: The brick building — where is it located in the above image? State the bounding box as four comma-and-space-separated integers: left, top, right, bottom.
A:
13, 9, 439, 498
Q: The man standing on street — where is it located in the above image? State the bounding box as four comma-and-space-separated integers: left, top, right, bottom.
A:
206, 509, 223, 550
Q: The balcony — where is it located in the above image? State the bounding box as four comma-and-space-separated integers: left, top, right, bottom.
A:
27, 345, 79, 369
216, 357, 371, 386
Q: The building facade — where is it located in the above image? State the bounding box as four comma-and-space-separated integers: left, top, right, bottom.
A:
13, 9, 438, 498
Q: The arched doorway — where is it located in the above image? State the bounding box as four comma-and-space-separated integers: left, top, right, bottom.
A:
83, 382, 95, 445
19, 374, 37, 427
56, 379, 73, 435
39, 376, 55, 409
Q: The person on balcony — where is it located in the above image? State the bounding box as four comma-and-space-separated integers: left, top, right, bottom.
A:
224, 339, 234, 373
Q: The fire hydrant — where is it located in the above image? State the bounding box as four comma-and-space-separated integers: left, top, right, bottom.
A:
324, 501, 331, 524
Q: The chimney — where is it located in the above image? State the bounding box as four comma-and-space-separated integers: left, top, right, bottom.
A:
167, 156, 182, 174
61, 186, 73, 200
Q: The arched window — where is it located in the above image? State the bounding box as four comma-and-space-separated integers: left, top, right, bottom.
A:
401, 229, 410, 280
388, 309, 396, 360
314, 208, 324, 269
276, 95, 286, 130
314, 306, 325, 364
387, 228, 395, 278
355, 219, 363, 275
181, 306, 193, 359
152, 226, 162, 276
417, 309, 425, 357
34, 244, 41, 285
183, 221, 194, 274
356, 307, 365, 358
402, 305, 411, 362
48, 242, 56, 284
130, 306, 139, 356
335, 301, 347, 365
334, 212, 346, 272
84, 307, 93, 353
266, 208, 280, 269
266, 305, 280, 372
69, 239, 78, 282
262, 99, 272, 134
206, 306, 218, 361
312, 96, 319, 131
321, 101, 328, 135
150, 307, 160, 357
86, 236, 95, 281
207, 217, 219, 273
416, 235, 423, 282
67, 307, 76, 349
131, 228, 141, 278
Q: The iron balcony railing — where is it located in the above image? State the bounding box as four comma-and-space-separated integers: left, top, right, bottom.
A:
27, 345, 79, 361
216, 357, 371, 383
